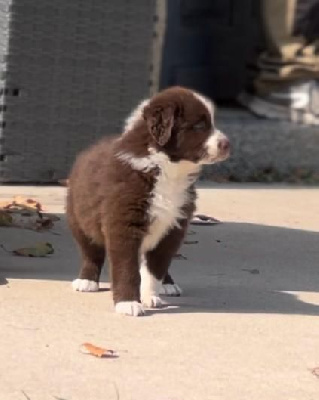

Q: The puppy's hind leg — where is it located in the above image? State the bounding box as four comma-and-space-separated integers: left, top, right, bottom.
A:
106, 229, 145, 317
161, 272, 183, 297
69, 221, 105, 292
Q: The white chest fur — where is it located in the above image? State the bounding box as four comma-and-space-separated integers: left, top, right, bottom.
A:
117, 149, 200, 254
141, 156, 199, 254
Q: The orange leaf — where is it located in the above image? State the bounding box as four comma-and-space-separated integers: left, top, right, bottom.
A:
13, 196, 43, 211
80, 342, 117, 358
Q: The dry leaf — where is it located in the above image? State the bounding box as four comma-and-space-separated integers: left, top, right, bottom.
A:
0, 196, 43, 212
80, 342, 118, 358
2, 204, 37, 214
7, 210, 39, 230
0, 197, 59, 231
13, 242, 54, 257
13, 196, 43, 211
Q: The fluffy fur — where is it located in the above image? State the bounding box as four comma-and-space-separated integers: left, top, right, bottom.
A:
67, 86, 230, 316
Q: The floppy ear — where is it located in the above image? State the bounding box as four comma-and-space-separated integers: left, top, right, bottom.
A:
143, 104, 175, 146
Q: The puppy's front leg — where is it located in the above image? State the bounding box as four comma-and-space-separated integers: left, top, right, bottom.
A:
142, 219, 189, 307
107, 235, 144, 317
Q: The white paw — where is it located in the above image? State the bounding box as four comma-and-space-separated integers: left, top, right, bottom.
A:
142, 295, 167, 308
160, 283, 183, 297
115, 301, 145, 317
72, 279, 99, 292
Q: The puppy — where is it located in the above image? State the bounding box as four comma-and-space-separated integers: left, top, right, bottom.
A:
66, 86, 230, 316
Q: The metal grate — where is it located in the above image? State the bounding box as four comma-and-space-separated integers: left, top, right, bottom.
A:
0, 0, 163, 182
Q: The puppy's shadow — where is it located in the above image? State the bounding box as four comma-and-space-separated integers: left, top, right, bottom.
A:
157, 287, 319, 316
97, 288, 110, 293
2, 219, 319, 317
152, 222, 319, 317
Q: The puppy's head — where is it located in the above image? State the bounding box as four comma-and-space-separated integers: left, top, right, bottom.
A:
143, 86, 230, 164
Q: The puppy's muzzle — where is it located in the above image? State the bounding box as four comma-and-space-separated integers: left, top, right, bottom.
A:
217, 137, 230, 158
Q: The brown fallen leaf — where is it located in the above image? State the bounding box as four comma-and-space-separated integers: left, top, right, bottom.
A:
13, 196, 43, 211
13, 242, 54, 257
1, 204, 37, 214
80, 342, 118, 358
0, 196, 43, 212
0, 197, 59, 232
3, 209, 40, 230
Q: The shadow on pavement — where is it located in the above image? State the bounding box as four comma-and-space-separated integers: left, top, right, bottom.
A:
1, 216, 319, 316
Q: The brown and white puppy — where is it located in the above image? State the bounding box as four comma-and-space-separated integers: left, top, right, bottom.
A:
67, 86, 230, 316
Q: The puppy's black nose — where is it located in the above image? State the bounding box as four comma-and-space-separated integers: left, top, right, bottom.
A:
218, 138, 230, 153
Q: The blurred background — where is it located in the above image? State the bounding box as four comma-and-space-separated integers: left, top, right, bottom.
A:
0, 0, 318, 184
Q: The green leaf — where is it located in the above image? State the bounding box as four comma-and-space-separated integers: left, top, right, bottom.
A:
13, 242, 54, 257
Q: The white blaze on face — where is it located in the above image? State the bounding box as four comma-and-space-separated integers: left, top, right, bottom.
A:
192, 90, 228, 163
193, 92, 215, 121
204, 129, 228, 161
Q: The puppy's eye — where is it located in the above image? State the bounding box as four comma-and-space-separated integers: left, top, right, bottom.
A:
192, 120, 207, 131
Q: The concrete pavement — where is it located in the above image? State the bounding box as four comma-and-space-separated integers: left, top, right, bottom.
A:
1, 184, 319, 400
